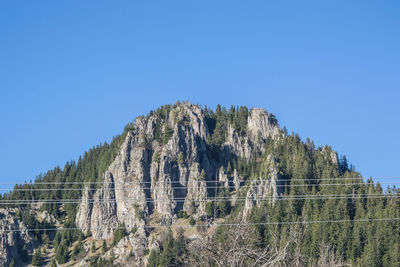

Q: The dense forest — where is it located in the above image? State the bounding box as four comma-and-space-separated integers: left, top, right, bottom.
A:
146, 115, 400, 266
1, 103, 399, 267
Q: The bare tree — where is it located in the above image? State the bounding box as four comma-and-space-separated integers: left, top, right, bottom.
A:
311, 243, 346, 267
188, 217, 303, 267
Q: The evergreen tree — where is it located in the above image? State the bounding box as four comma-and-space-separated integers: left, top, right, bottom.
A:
91, 240, 96, 253
162, 122, 173, 145
147, 249, 160, 267
20, 244, 29, 262
160, 229, 175, 266
32, 249, 42, 266
110, 249, 115, 263
72, 237, 84, 259
55, 240, 69, 264
173, 228, 187, 264
112, 224, 127, 246
205, 201, 215, 217
217, 189, 231, 217
102, 240, 107, 253
188, 216, 195, 226
42, 232, 49, 246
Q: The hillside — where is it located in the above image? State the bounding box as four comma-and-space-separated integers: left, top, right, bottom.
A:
0, 102, 399, 267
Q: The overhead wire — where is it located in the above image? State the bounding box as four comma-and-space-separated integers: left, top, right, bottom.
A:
2, 181, 399, 192
1, 193, 400, 205
0, 177, 366, 185
1, 178, 398, 232
2, 217, 400, 233
5, 176, 400, 185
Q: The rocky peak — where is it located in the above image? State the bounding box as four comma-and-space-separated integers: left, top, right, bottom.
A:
248, 108, 279, 142
76, 103, 282, 239
223, 107, 280, 160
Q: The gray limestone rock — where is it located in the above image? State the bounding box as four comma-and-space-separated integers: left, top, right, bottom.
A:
243, 155, 282, 217
0, 209, 33, 266
76, 103, 282, 241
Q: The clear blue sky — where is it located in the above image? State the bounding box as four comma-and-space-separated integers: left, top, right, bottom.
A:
0, 1, 399, 187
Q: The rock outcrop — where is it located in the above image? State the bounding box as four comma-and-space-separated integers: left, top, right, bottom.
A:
243, 155, 283, 216
76, 103, 281, 239
0, 209, 33, 267
223, 108, 280, 160
102, 233, 147, 266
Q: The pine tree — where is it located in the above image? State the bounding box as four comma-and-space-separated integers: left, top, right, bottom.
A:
102, 240, 107, 253
188, 216, 195, 226
112, 224, 127, 246
55, 240, 69, 264
162, 122, 173, 145
20, 244, 29, 262
217, 189, 231, 217
205, 201, 214, 217
110, 249, 115, 263
147, 249, 160, 267
227, 161, 232, 174
160, 230, 175, 266
91, 240, 96, 253
173, 228, 187, 262
42, 232, 49, 246
72, 237, 84, 259
32, 249, 42, 266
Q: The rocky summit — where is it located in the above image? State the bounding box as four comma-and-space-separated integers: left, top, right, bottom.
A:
76, 103, 281, 240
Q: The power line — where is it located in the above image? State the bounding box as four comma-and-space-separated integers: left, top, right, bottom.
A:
2, 217, 400, 233
0, 192, 398, 201
5, 176, 400, 186
0, 177, 370, 185
6, 175, 400, 185
213, 217, 400, 226
1, 194, 399, 205
1, 181, 398, 192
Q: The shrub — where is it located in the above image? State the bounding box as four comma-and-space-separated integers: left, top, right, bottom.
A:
205, 201, 215, 217
162, 123, 173, 145
188, 216, 195, 226
178, 210, 188, 219
112, 224, 127, 246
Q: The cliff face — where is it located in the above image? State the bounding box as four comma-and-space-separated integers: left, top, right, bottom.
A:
76, 103, 281, 239
0, 209, 33, 266
243, 155, 283, 217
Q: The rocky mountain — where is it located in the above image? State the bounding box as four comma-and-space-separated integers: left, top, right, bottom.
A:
75, 103, 281, 241
1, 102, 398, 267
